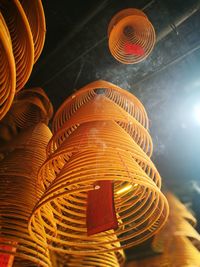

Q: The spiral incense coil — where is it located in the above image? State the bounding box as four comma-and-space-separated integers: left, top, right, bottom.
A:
48, 95, 153, 156
0, 87, 53, 144
0, 13, 16, 121
55, 240, 125, 267
52, 80, 149, 133
12, 87, 53, 127
49, 80, 150, 156
29, 81, 168, 254
0, 0, 34, 92
152, 192, 199, 253
108, 8, 156, 64
0, 123, 52, 267
20, 0, 46, 62
59, 253, 121, 267
39, 121, 161, 190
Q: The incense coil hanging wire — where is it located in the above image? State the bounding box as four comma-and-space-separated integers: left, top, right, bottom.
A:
0, 13, 16, 121
20, 0, 46, 62
0, 123, 52, 267
0, 87, 53, 144
108, 8, 156, 64
29, 81, 169, 254
0, 0, 34, 92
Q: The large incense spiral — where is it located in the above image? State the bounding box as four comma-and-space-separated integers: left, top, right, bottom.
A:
20, 0, 46, 62
0, 0, 34, 92
0, 13, 16, 121
0, 123, 52, 267
108, 9, 156, 64
29, 80, 168, 254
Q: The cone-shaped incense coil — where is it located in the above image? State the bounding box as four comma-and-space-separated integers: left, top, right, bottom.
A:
29, 81, 169, 254
0, 87, 53, 144
108, 9, 156, 64
166, 192, 196, 226
152, 192, 199, 253
0, 0, 34, 92
0, 123, 52, 267
0, 13, 16, 121
20, 0, 46, 62
52, 80, 149, 132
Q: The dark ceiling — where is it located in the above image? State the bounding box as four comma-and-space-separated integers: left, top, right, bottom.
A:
28, 0, 200, 260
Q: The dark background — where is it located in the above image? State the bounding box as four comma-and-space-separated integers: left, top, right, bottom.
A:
28, 0, 200, 260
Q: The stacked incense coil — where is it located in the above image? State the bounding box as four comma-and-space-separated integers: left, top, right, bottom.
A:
128, 192, 200, 266
29, 80, 169, 255
0, 123, 52, 267
0, 0, 46, 120
108, 8, 156, 64
0, 87, 53, 144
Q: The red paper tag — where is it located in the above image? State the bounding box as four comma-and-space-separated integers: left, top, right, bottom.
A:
0, 240, 16, 267
124, 42, 145, 56
87, 180, 118, 235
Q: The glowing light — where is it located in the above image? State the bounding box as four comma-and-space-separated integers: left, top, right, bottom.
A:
116, 184, 138, 195
193, 105, 200, 124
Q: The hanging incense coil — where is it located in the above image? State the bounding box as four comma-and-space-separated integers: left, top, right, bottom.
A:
0, 13, 16, 121
29, 80, 168, 254
52, 80, 149, 133
152, 192, 200, 253
0, 0, 34, 92
108, 8, 156, 64
166, 192, 196, 226
0, 123, 52, 267
0, 87, 53, 144
20, 0, 46, 62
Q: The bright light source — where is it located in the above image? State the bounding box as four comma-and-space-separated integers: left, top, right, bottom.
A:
193, 105, 200, 125
116, 183, 138, 195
